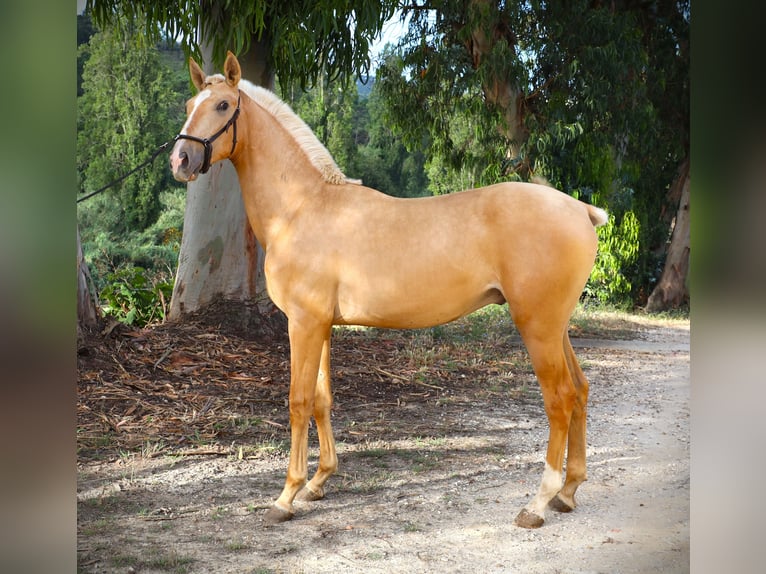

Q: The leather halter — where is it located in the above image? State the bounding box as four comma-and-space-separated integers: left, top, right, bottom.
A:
174, 91, 241, 174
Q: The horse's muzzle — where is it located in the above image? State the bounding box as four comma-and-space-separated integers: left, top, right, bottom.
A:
170, 139, 202, 182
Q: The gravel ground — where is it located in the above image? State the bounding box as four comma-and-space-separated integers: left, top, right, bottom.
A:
77, 314, 689, 573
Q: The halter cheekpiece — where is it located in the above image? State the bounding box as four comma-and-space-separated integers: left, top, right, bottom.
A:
174, 91, 241, 174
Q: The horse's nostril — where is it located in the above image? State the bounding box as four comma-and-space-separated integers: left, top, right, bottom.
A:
170, 147, 191, 177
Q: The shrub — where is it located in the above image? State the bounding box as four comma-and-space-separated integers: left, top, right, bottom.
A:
585, 210, 640, 307
99, 266, 172, 327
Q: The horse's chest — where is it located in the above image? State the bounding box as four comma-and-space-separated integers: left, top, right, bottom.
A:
263, 252, 334, 315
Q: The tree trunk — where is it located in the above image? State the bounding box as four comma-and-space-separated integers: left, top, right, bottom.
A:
646, 157, 690, 312
168, 37, 287, 339
77, 226, 99, 330
465, 0, 528, 158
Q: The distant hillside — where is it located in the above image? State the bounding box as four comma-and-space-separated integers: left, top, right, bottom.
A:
356, 76, 374, 98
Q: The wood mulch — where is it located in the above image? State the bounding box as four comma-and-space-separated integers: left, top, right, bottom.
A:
77, 317, 538, 462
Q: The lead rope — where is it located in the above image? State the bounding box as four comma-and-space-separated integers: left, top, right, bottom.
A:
76, 139, 174, 204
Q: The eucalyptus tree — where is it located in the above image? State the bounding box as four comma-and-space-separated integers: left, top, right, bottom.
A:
87, 0, 398, 327
378, 0, 689, 307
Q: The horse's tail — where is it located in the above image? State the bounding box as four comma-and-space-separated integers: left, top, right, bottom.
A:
586, 204, 609, 228
530, 175, 609, 228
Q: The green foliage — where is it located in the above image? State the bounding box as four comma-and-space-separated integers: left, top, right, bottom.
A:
586, 211, 641, 307
77, 23, 187, 300
77, 21, 187, 329
377, 45, 508, 191
77, 27, 183, 232
284, 77, 430, 198
376, 4, 524, 182
361, 83, 430, 197
80, 188, 185, 291
377, 0, 689, 306
86, 0, 399, 88
288, 80, 359, 174
100, 266, 173, 326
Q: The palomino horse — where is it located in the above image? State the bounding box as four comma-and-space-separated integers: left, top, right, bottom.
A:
170, 52, 608, 528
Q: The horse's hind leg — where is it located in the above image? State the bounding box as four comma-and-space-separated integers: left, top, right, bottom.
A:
513, 326, 577, 529
549, 332, 589, 513
296, 335, 338, 502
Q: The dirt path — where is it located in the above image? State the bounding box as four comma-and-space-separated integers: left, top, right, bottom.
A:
78, 317, 689, 573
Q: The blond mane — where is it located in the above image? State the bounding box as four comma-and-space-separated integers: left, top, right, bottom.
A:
205, 74, 359, 185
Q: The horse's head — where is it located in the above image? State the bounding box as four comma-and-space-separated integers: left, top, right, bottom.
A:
170, 51, 242, 182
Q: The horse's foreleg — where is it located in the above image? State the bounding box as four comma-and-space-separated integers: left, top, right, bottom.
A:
549, 332, 589, 514
264, 319, 328, 525
296, 335, 338, 502
514, 335, 576, 529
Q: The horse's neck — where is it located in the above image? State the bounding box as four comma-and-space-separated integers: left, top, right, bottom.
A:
231, 98, 324, 248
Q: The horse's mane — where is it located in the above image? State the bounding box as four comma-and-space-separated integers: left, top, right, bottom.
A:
204, 74, 359, 185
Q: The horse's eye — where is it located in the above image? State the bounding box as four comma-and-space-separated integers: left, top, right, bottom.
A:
217, 101, 229, 112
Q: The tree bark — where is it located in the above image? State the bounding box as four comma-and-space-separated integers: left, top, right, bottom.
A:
464, 0, 527, 157
77, 226, 99, 330
646, 157, 690, 312
168, 37, 286, 339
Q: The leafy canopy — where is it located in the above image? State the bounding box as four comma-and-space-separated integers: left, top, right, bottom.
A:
377, 0, 689, 304
285, 77, 429, 198
86, 0, 399, 87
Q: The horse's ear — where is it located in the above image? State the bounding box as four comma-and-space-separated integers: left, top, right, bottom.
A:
224, 51, 241, 87
189, 58, 206, 92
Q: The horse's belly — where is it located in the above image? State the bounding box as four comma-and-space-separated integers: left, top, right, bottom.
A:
333, 280, 505, 329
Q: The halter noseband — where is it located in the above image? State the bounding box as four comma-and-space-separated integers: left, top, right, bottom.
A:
174, 91, 241, 174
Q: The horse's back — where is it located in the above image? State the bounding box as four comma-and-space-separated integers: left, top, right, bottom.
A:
317, 180, 600, 279
331, 180, 592, 227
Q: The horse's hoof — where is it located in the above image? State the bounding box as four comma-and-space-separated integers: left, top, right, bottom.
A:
263, 505, 294, 526
295, 485, 324, 502
548, 493, 575, 513
514, 508, 545, 529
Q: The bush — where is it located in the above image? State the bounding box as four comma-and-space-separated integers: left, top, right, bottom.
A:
99, 266, 173, 327
585, 210, 640, 307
